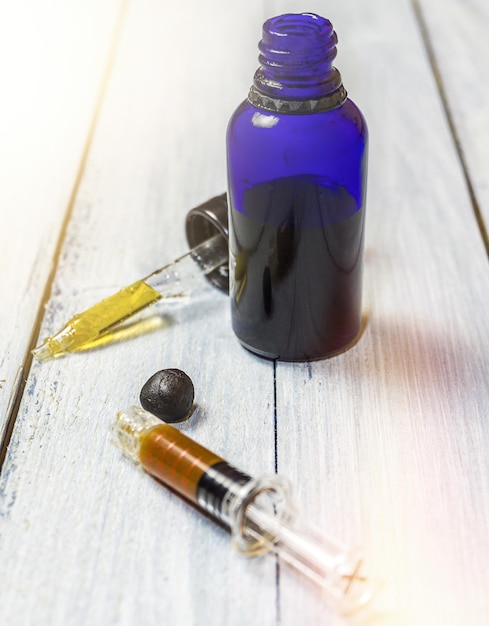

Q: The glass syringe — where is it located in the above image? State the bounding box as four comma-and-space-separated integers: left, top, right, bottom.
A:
111, 406, 376, 615
32, 232, 228, 361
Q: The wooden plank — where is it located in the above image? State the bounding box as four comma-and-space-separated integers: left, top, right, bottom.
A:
268, 0, 489, 624
0, 0, 124, 444
2, 0, 488, 625
0, 1, 277, 625
415, 0, 489, 239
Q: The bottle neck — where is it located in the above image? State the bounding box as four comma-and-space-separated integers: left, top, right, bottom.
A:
249, 13, 347, 114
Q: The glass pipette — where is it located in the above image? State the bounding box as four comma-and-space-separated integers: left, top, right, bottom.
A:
111, 406, 376, 615
32, 233, 228, 361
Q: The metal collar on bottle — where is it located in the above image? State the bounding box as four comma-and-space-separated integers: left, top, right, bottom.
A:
248, 82, 347, 115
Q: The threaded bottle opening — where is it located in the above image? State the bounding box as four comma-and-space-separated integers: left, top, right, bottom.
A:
260, 13, 336, 52
252, 13, 345, 106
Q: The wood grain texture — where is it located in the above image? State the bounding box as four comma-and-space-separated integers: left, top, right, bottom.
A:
0, 2, 276, 625
1, 0, 489, 625
415, 0, 489, 237
271, 1, 489, 625
0, 0, 123, 443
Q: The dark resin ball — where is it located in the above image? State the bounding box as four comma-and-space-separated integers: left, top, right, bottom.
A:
140, 368, 195, 423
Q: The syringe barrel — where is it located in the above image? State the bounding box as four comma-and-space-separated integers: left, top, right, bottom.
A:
141, 427, 252, 525
112, 407, 252, 525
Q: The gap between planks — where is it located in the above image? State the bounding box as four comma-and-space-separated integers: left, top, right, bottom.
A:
0, 0, 131, 469
412, 0, 489, 258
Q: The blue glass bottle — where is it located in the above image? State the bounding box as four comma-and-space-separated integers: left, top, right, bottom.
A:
226, 13, 368, 361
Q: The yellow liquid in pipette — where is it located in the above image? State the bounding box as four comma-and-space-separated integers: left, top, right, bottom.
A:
34, 280, 161, 360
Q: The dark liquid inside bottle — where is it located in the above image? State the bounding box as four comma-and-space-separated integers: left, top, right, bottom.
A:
229, 176, 365, 361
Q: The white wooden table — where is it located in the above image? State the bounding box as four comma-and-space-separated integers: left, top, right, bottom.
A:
1, 1, 489, 624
